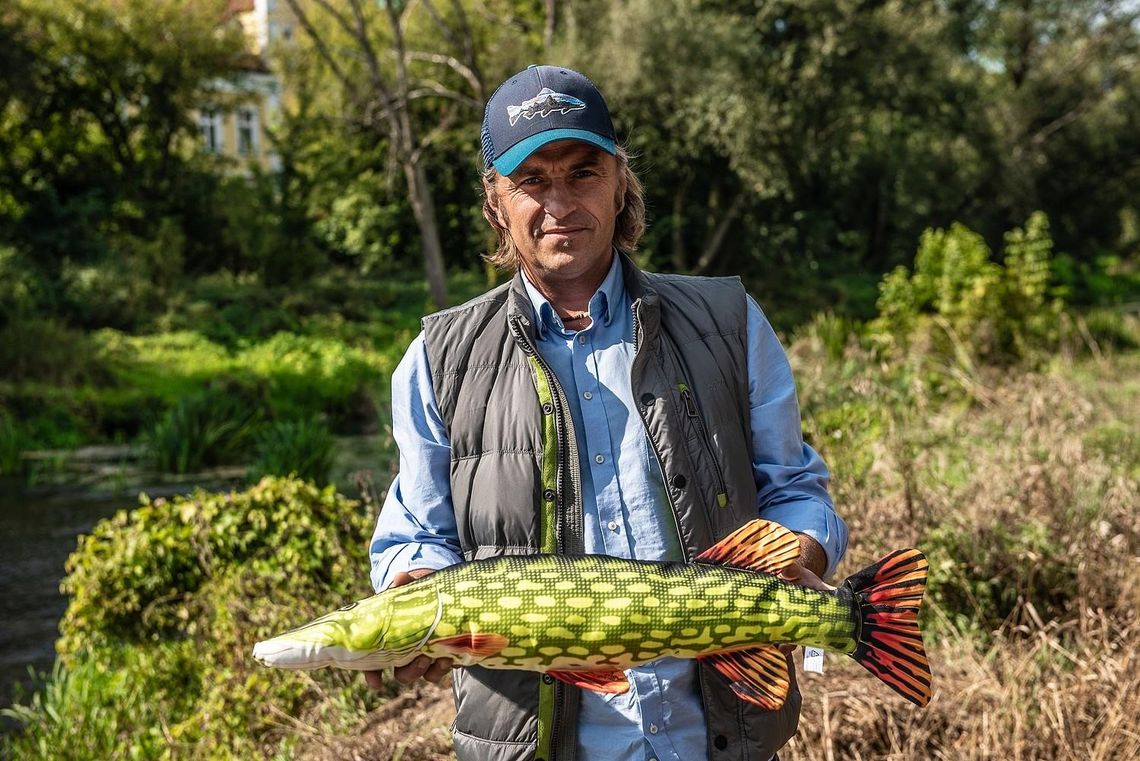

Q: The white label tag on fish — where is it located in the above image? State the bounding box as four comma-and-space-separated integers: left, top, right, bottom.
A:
803, 647, 825, 674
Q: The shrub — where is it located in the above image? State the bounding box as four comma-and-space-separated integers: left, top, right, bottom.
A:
143, 386, 264, 474
871, 212, 1064, 371
249, 418, 336, 484
4, 477, 381, 758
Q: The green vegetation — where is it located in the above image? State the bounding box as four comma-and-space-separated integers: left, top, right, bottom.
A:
0, 0, 1137, 757
4, 216, 1137, 759
3, 477, 385, 759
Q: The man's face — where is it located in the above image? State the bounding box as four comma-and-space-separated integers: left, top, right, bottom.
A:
490, 140, 626, 285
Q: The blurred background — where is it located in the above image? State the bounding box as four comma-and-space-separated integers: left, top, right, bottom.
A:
0, 1, 1137, 759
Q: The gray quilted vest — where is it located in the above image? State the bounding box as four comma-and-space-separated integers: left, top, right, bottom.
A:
421, 254, 801, 761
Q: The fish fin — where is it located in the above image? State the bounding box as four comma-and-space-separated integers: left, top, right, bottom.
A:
694, 519, 800, 575
546, 669, 630, 694
506, 105, 522, 126
844, 549, 932, 707
699, 646, 791, 710
428, 632, 509, 658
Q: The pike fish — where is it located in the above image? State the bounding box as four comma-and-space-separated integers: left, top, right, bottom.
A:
252, 519, 933, 708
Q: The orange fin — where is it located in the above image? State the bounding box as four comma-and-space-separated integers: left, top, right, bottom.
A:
428, 633, 509, 658
694, 519, 800, 575
699, 646, 791, 710
547, 669, 630, 694
844, 549, 932, 707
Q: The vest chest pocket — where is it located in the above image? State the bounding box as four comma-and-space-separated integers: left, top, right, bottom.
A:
677, 382, 730, 510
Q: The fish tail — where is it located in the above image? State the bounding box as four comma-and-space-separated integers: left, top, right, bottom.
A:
843, 549, 932, 707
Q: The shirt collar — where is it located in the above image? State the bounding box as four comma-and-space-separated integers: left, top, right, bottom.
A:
520, 251, 625, 340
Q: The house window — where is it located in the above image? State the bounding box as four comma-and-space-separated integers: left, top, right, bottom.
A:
237, 108, 258, 157
199, 109, 222, 153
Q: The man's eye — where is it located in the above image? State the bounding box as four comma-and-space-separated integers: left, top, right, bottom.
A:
572, 170, 597, 178
519, 176, 544, 186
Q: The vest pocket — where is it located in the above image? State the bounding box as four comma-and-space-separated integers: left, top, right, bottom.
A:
678, 383, 730, 509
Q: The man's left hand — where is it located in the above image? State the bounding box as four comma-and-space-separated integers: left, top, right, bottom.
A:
775, 534, 835, 655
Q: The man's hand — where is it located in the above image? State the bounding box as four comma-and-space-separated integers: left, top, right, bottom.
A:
362, 569, 454, 690
775, 534, 835, 655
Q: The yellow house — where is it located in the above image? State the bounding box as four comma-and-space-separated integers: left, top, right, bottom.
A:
195, 0, 299, 171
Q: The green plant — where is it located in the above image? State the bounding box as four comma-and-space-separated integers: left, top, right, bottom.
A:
143, 386, 264, 474
3, 478, 381, 758
249, 418, 336, 484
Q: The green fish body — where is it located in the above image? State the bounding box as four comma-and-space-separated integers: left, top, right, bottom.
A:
253, 519, 932, 708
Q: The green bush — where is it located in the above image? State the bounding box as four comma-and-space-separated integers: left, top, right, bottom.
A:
4, 477, 381, 758
923, 517, 1079, 640
249, 418, 336, 484
238, 332, 384, 425
0, 318, 109, 386
143, 386, 265, 474
872, 212, 1064, 370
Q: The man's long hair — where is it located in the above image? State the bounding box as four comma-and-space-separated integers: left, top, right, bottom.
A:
480, 146, 646, 270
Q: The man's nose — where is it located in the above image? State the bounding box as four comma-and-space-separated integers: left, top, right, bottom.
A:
542, 180, 577, 218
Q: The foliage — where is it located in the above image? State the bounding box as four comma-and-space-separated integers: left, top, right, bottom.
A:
3, 478, 382, 758
871, 212, 1063, 374
249, 419, 336, 485
143, 387, 265, 474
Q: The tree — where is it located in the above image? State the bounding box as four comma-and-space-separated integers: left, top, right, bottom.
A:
0, 0, 247, 323
282, 0, 496, 309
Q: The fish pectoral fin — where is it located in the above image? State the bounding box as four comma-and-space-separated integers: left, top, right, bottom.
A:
700, 646, 791, 710
546, 669, 630, 694
694, 519, 800, 575
428, 633, 509, 658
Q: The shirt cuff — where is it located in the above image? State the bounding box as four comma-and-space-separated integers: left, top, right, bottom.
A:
759, 500, 848, 580
370, 542, 463, 593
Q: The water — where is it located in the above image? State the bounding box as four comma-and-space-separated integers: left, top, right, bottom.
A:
0, 484, 124, 714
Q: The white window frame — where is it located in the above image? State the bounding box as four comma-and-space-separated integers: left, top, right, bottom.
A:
237, 107, 258, 157
199, 108, 223, 154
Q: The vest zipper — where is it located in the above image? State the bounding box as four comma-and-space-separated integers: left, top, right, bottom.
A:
509, 313, 583, 761
631, 299, 691, 564
679, 384, 730, 508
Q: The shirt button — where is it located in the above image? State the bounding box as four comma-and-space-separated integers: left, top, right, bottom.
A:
583, 391, 592, 400
594, 454, 605, 464
577, 335, 587, 345
640, 392, 656, 406
607, 520, 618, 532
649, 723, 659, 734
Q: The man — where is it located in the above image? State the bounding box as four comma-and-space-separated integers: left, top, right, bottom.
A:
366, 65, 847, 761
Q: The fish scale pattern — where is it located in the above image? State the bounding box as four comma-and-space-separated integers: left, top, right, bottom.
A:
418, 554, 858, 672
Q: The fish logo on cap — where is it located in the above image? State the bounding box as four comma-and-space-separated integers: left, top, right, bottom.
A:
506, 87, 586, 126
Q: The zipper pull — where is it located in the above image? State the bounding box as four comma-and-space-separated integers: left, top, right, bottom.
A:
678, 384, 698, 417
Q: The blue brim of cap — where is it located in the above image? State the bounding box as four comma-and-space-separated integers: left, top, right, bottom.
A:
492, 129, 616, 176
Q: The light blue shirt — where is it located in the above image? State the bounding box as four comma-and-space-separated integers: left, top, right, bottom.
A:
370, 255, 847, 761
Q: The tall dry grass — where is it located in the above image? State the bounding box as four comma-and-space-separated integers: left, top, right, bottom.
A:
784, 348, 1140, 760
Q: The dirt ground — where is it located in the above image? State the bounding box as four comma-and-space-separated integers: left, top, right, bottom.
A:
296, 682, 457, 761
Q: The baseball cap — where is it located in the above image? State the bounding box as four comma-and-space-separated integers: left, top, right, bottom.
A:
481, 65, 616, 176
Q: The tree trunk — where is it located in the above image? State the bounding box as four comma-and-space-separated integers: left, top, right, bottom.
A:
694, 192, 744, 275
544, 0, 557, 50
404, 160, 449, 309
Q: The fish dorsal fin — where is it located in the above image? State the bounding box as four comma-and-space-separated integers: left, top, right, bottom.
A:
699, 646, 791, 710
694, 519, 800, 575
546, 669, 630, 694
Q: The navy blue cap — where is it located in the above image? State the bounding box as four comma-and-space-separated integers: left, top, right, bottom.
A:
481, 65, 616, 175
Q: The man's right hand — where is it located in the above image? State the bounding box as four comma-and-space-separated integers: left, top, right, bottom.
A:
363, 568, 454, 690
